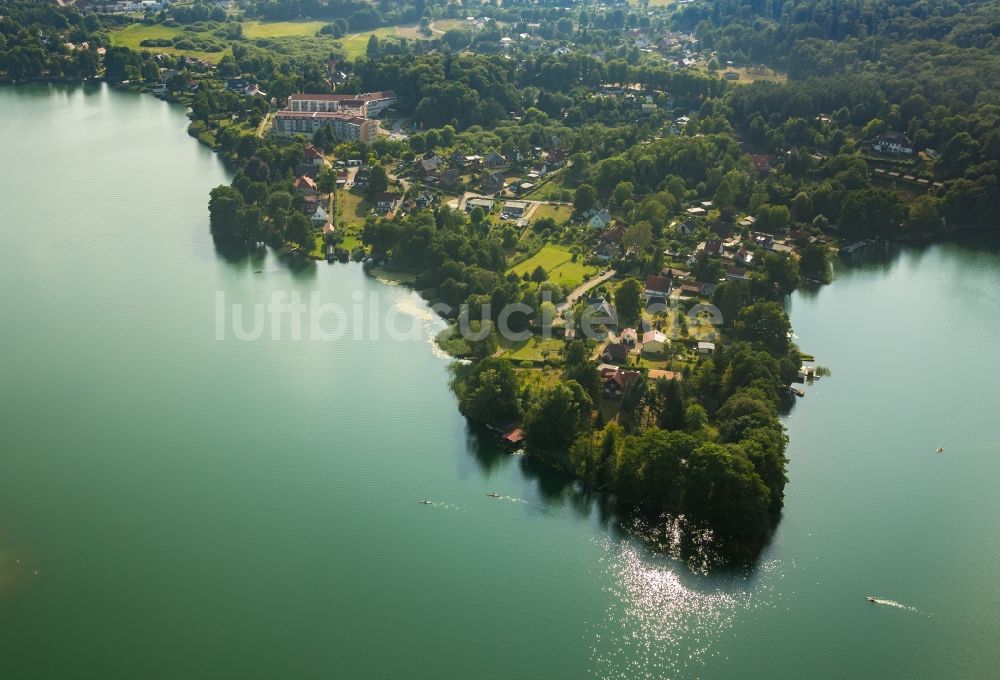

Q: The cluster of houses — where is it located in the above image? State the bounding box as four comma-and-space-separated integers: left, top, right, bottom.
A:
226, 77, 267, 98
402, 140, 566, 196
87, 0, 167, 12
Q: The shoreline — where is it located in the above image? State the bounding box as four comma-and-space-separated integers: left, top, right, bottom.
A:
8, 75, 982, 563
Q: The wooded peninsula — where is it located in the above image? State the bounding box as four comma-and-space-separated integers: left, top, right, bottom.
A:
4, 0, 996, 559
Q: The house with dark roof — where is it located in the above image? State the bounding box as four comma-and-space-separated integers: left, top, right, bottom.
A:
374, 192, 399, 213
872, 131, 914, 155
601, 366, 641, 398
481, 172, 505, 193
303, 144, 326, 166
484, 152, 507, 168
645, 275, 671, 299
601, 342, 629, 364
440, 168, 462, 186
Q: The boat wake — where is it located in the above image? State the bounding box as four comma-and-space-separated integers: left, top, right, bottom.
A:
867, 597, 924, 614
487, 494, 528, 504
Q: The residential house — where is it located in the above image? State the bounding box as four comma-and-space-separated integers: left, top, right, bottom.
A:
502, 201, 528, 219
872, 131, 914, 155
619, 328, 638, 346
644, 275, 672, 299
752, 232, 774, 249
585, 209, 612, 230
641, 330, 668, 355
592, 242, 617, 262
600, 222, 625, 245
484, 152, 507, 168
678, 282, 703, 298
418, 157, 440, 178
676, 219, 697, 236
481, 172, 505, 194
294, 175, 317, 195
734, 247, 754, 266
648, 369, 683, 382
310, 205, 329, 225
415, 191, 435, 209
600, 342, 630, 365
374, 192, 399, 213
702, 239, 725, 257
602, 367, 642, 399
698, 341, 716, 354
584, 297, 618, 328
466, 197, 494, 213
750, 154, 775, 174
303, 144, 326, 166
546, 149, 566, 167
725, 266, 750, 282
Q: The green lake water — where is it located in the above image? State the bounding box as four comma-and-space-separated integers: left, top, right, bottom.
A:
1, 84, 999, 679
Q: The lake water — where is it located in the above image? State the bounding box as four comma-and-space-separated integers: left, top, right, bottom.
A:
1, 84, 999, 679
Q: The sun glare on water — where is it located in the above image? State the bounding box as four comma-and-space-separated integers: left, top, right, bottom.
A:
589, 534, 785, 679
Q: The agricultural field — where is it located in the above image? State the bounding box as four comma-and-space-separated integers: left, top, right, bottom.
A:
242, 20, 326, 39
508, 244, 597, 290
338, 26, 403, 59
111, 22, 229, 62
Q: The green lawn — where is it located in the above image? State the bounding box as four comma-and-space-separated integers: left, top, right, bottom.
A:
504, 336, 565, 363
339, 27, 400, 59
530, 203, 572, 224
508, 244, 597, 290
523, 173, 569, 201
242, 20, 326, 39
335, 189, 371, 226
111, 23, 228, 62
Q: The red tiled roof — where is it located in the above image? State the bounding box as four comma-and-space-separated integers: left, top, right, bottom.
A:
645, 275, 670, 294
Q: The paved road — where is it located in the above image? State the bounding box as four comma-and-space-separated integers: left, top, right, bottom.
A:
557, 268, 617, 313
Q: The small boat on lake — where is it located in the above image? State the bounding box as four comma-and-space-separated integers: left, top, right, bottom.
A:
486, 493, 501, 498
936, 447, 944, 454
867, 596, 878, 603
418, 500, 433, 505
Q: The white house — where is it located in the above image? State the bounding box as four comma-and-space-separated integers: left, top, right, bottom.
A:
641, 330, 668, 355
872, 131, 914, 155
586, 209, 612, 230
311, 205, 329, 225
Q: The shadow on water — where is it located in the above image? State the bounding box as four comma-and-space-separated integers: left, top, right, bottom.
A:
212, 238, 263, 266
834, 232, 1000, 281
464, 425, 770, 575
